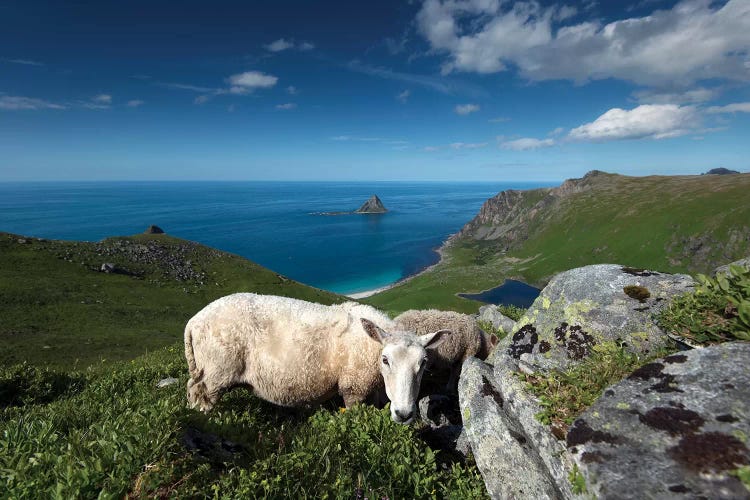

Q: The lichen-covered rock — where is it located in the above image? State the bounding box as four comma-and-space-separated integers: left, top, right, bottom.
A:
568, 342, 750, 499
715, 256, 750, 276
459, 357, 579, 499
492, 264, 694, 371
477, 305, 516, 334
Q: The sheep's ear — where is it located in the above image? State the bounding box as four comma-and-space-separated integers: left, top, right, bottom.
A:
419, 329, 451, 349
361, 318, 388, 344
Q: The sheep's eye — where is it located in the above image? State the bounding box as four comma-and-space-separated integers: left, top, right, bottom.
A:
381, 356, 389, 366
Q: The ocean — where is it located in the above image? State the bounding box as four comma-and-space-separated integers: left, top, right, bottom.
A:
0, 181, 549, 294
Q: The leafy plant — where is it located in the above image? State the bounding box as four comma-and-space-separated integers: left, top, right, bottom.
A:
0, 344, 488, 499
498, 304, 526, 322
658, 263, 750, 344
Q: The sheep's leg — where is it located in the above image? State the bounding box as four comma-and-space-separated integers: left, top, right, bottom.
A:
445, 364, 461, 395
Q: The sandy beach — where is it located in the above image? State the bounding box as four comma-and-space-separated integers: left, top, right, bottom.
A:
344, 245, 448, 300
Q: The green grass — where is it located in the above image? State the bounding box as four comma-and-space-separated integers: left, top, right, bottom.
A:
0, 345, 488, 499
367, 172, 750, 314
0, 232, 343, 368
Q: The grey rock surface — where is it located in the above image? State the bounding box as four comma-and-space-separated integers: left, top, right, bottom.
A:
715, 256, 750, 276
144, 224, 165, 234
477, 304, 516, 334
568, 342, 750, 499
100, 262, 117, 273
493, 264, 695, 371
354, 195, 387, 214
418, 394, 454, 428
156, 377, 179, 388
459, 357, 574, 499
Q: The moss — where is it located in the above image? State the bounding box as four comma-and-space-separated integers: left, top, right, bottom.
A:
623, 285, 651, 303
732, 465, 750, 491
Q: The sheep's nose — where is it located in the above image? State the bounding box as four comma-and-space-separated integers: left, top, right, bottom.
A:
395, 410, 413, 422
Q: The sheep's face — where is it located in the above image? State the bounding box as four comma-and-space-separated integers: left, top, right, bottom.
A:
361, 318, 450, 424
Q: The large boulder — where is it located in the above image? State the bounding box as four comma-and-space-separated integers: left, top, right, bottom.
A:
494, 264, 695, 372
477, 305, 516, 334
567, 342, 750, 499
459, 357, 581, 499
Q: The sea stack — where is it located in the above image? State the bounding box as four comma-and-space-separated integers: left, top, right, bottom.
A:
355, 195, 388, 214
144, 225, 165, 234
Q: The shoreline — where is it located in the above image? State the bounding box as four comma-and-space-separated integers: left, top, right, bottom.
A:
345, 244, 449, 299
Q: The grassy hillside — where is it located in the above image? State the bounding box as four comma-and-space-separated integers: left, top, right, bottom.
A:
0, 232, 343, 368
0, 345, 487, 498
366, 171, 750, 314
0, 232, 487, 497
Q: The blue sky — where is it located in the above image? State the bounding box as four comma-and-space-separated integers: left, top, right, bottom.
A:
1, 0, 749, 181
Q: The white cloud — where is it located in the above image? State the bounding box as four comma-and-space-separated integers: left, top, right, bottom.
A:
397, 89, 411, 103
706, 102, 750, 113
0, 95, 65, 110
158, 82, 217, 93
488, 116, 510, 123
450, 142, 488, 149
93, 94, 112, 104
3, 58, 44, 66
265, 39, 315, 52
276, 103, 297, 110
423, 146, 441, 152
633, 87, 721, 104
455, 103, 480, 115
568, 104, 699, 141
265, 39, 295, 52
499, 137, 555, 150
126, 99, 144, 107
194, 95, 211, 105
226, 71, 278, 94
346, 60, 487, 97
331, 135, 351, 141
287, 85, 298, 95
549, 127, 565, 136
416, 0, 750, 86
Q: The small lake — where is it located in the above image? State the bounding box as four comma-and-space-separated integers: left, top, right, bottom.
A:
458, 279, 541, 308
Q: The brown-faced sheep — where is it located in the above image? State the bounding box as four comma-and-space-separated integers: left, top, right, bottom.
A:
185, 294, 450, 424
394, 309, 498, 392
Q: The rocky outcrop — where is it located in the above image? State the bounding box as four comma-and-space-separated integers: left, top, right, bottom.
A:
457, 262, 750, 499
496, 264, 695, 372
715, 256, 750, 276
477, 305, 516, 334
354, 195, 387, 214
144, 225, 165, 234
459, 357, 576, 499
568, 342, 750, 499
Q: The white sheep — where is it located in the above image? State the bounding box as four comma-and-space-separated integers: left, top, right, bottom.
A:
184, 294, 450, 424
394, 309, 498, 391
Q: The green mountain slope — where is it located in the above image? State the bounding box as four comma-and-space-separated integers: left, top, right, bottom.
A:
0, 232, 344, 368
365, 171, 750, 314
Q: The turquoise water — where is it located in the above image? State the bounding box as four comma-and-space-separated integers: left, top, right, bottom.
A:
0, 181, 550, 294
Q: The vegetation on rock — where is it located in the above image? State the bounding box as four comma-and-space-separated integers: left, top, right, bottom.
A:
519, 342, 675, 430
658, 263, 750, 344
